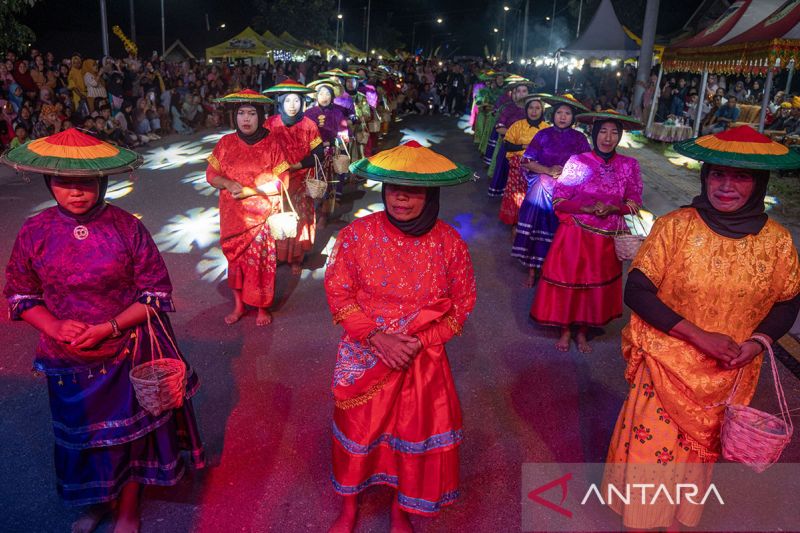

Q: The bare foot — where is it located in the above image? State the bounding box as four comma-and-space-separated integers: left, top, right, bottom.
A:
555, 330, 571, 352
390, 500, 413, 533
256, 309, 273, 327
224, 308, 246, 325
576, 332, 593, 354
72, 505, 110, 533
291, 263, 303, 275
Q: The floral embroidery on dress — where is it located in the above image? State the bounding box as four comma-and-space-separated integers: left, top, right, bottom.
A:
656, 407, 672, 425
642, 382, 656, 399
655, 447, 674, 465
634, 424, 653, 444
333, 339, 378, 387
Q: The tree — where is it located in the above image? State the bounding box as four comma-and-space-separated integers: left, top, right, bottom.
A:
0, 0, 38, 54
252, 0, 336, 44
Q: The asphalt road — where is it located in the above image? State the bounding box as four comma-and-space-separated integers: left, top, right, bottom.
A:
1, 115, 799, 532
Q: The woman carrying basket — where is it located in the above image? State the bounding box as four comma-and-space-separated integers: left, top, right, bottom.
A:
604, 126, 800, 531
206, 90, 291, 327
3, 128, 204, 533
263, 79, 324, 274
304, 79, 350, 227
530, 111, 643, 353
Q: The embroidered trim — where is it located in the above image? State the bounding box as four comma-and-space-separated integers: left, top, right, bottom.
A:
58, 464, 188, 507
207, 154, 221, 171
574, 216, 629, 237
540, 272, 622, 289
333, 304, 361, 324
331, 474, 459, 514
274, 160, 290, 176
332, 421, 463, 455
446, 315, 462, 336
335, 371, 393, 410
310, 136, 322, 150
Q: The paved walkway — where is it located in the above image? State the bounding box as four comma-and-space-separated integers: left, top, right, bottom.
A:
1, 115, 799, 532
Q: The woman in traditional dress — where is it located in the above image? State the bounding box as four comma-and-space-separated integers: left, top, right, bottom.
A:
487, 80, 533, 196
482, 77, 516, 167
530, 111, 643, 353
206, 90, 290, 326
498, 95, 549, 225
2, 128, 204, 533
512, 95, 591, 286
263, 80, 324, 274
604, 126, 800, 531
305, 79, 350, 227
475, 72, 506, 155
325, 141, 477, 532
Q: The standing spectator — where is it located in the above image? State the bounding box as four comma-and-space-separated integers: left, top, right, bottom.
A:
82, 59, 106, 112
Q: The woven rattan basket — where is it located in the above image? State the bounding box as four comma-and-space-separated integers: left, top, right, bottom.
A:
332, 140, 351, 174
305, 155, 328, 199
719, 335, 793, 473
129, 307, 187, 417
614, 213, 648, 261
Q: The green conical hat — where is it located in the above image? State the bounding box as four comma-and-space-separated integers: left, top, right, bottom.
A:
349, 141, 473, 187
673, 125, 800, 170
1, 127, 142, 177
576, 110, 643, 130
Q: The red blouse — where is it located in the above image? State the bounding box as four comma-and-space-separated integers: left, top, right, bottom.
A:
324, 211, 477, 348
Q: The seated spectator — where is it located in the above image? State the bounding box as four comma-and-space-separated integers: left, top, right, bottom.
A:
133, 96, 160, 140
769, 90, 786, 114
704, 95, 739, 134
727, 80, 747, 102
769, 102, 793, 132
181, 94, 203, 127
114, 99, 148, 147
170, 94, 193, 135
14, 105, 34, 133
9, 124, 29, 148
415, 82, 439, 114
31, 104, 62, 139
700, 95, 723, 132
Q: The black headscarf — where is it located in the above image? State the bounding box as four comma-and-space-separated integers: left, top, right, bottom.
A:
685, 163, 770, 239
525, 98, 544, 128
44, 174, 109, 222
316, 85, 334, 109
591, 119, 623, 163
550, 103, 577, 130
234, 103, 267, 145
381, 184, 440, 237
277, 93, 304, 127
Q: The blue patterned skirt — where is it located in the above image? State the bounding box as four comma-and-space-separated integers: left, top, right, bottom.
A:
36, 314, 205, 506
487, 141, 510, 197
512, 173, 559, 268
483, 129, 499, 166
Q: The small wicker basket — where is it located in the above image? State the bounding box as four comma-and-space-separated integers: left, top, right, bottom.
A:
332, 140, 351, 174
613, 213, 647, 261
305, 155, 328, 199
367, 120, 381, 133
719, 335, 793, 473
129, 307, 187, 417
267, 185, 299, 240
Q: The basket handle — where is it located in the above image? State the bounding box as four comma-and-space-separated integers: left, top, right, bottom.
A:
725, 334, 794, 435
313, 154, 327, 183
280, 181, 298, 215
338, 137, 350, 159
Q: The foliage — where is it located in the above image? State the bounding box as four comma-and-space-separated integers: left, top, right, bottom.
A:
0, 0, 38, 54
252, 0, 337, 44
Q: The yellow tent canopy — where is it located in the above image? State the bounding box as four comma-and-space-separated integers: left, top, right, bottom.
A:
206, 27, 268, 59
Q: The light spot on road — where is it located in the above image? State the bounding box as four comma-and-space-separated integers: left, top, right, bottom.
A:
154, 207, 219, 253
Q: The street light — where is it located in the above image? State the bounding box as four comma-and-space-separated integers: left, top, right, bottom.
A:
504, 5, 510, 11
493, 28, 499, 32
437, 17, 443, 23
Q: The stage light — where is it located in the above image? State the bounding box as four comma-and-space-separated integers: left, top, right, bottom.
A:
154, 207, 219, 253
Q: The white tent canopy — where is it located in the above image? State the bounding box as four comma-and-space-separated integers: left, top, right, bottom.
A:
559, 0, 639, 59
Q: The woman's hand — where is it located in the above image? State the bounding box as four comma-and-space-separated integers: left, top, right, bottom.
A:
594, 202, 620, 217
722, 340, 764, 370
46, 319, 89, 343
224, 180, 243, 197
496, 126, 508, 135
692, 331, 741, 365
369, 332, 421, 370
70, 322, 114, 351
549, 165, 563, 177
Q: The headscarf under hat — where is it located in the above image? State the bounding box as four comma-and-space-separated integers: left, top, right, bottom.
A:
524, 98, 544, 128
381, 184, 441, 237
277, 93, 304, 127
685, 163, 770, 239
234, 102, 268, 145
591, 118, 623, 162
44, 174, 109, 223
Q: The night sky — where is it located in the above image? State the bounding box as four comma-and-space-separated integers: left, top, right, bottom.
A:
23, 0, 704, 59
